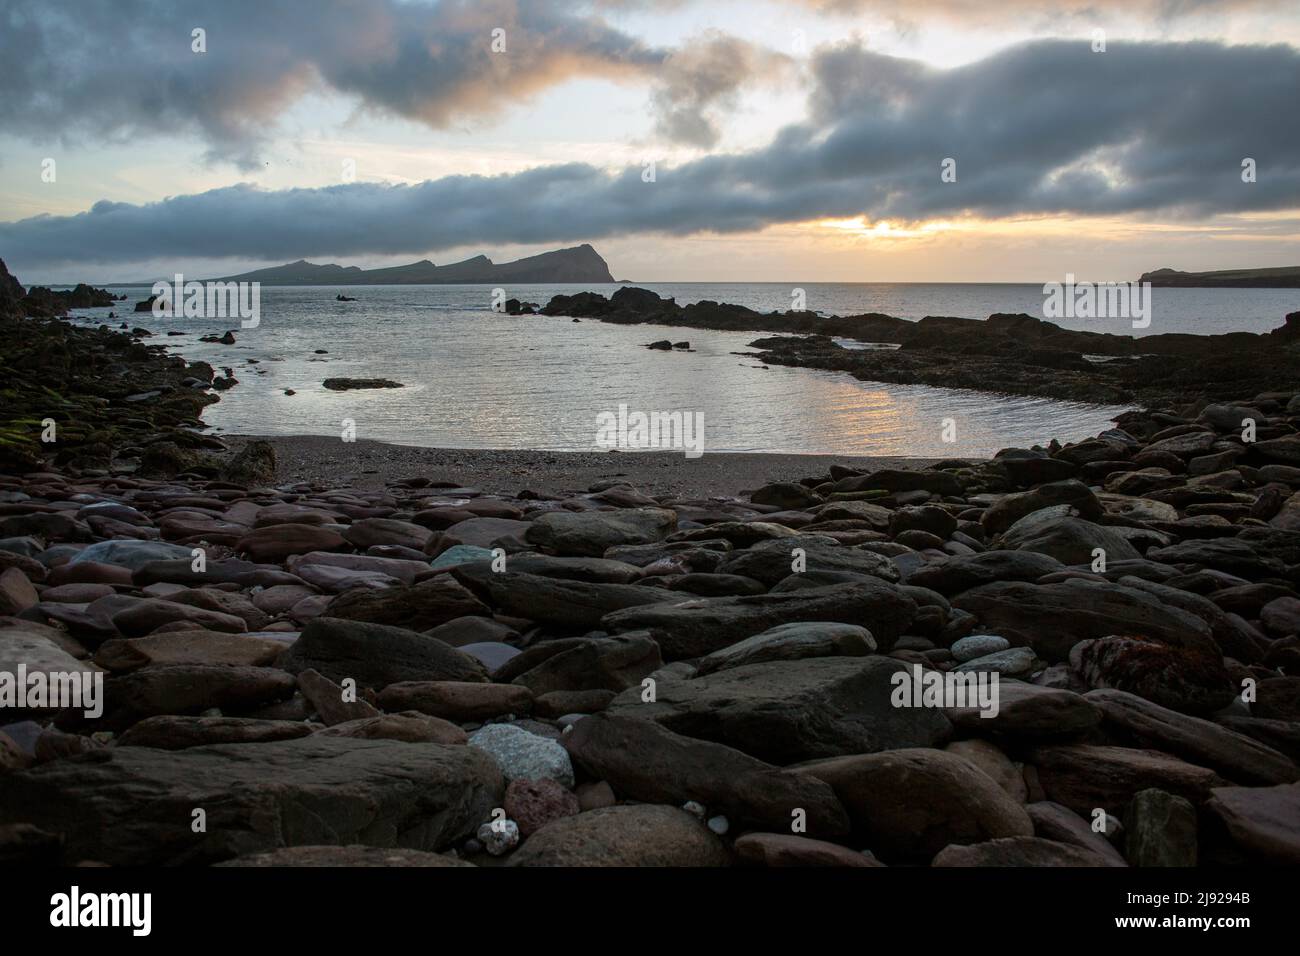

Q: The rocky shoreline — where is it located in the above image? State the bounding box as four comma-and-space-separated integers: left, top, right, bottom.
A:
1, 260, 1299, 867
541, 286, 1300, 407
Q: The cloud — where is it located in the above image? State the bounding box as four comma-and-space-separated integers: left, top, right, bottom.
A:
650, 32, 795, 147
0, 0, 768, 167
3, 39, 1298, 270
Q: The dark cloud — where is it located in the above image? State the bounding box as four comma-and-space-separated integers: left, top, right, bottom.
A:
0, 0, 764, 167
3, 39, 1298, 270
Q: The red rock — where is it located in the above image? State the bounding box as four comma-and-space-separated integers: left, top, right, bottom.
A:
0, 567, 38, 616
236, 524, 349, 563
734, 833, 881, 867
505, 778, 580, 836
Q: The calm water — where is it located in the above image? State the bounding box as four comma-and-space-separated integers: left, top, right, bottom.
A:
60, 282, 1295, 457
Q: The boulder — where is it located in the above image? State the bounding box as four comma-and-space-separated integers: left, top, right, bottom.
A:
277, 617, 488, 689
695, 622, 875, 675
525, 508, 677, 557
607, 656, 950, 764
795, 748, 1034, 863
602, 580, 916, 659
0, 736, 502, 865
507, 805, 730, 867
563, 714, 850, 837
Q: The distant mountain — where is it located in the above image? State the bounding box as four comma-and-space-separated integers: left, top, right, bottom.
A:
1140, 266, 1300, 288
209, 244, 615, 285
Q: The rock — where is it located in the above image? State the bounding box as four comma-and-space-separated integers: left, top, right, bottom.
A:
504, 778, 580, 837
316, 712, 467, 745
507, 634, 662, 696
716, 538, 900, 586
477, 819, 520, 855
981, 480, 1101, 535
997, 511, 1141, 565
1205, 782, 1300, 864
834, 469, 963, 497
442, 517, 532, 549
94, 630, 286, 671
68, 540, 194, 572
751, 482, 823, 510
1261, 596, 1300, 637
608, 656, 950, 764
97, 664, 297, 730
428, 544, 496, 570
0, 736, 501, 864
945, 738, 1027, 802
377, 681, 533, 721
953, 646, 1040, 677
343, 518, 432, 552
525, 508, 677, 557
507, 805, 730, 867
322, 378, 403, 390
695, 621, 875, 675
296, 668, 380, 725
733, 833, 880, 867
1147, 538, 1284, 580
1086, 689, 1297, 785
534, 689, 616, 717
795, 749, 1033, 863
236, 524, 348, 563
278, 617, 488, 690
468, 723, 574, 787
321, 576, 489, 632
116, 716, 313, 749
932, 836, 1117, 866
0, 568, 38, 615
110, 598, 250, 637
945, 680, 1102, 739
1028, 744, 1228, 816
1025, 801, 1128, 865
906, 550, 1064, 595
950, 634, 1010, 662
221, 440, 277, 485
602, 580, 916, 659
1070, 637, 1234, 715
218, 846, 472, 867
952, 579, 1217, 663
563, 714, 849, 837
450, 565, 673, 630
1125, 788, 1197, 866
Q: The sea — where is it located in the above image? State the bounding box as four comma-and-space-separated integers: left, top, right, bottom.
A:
58, 282, 1297, 458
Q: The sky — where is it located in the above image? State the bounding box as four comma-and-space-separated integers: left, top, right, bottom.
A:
1, 0, 1298, 284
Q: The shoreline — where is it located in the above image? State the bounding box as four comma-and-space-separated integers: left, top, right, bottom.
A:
219, 434, 952, 497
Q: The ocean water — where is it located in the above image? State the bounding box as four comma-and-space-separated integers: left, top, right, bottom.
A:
60, 282, 1295, 457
